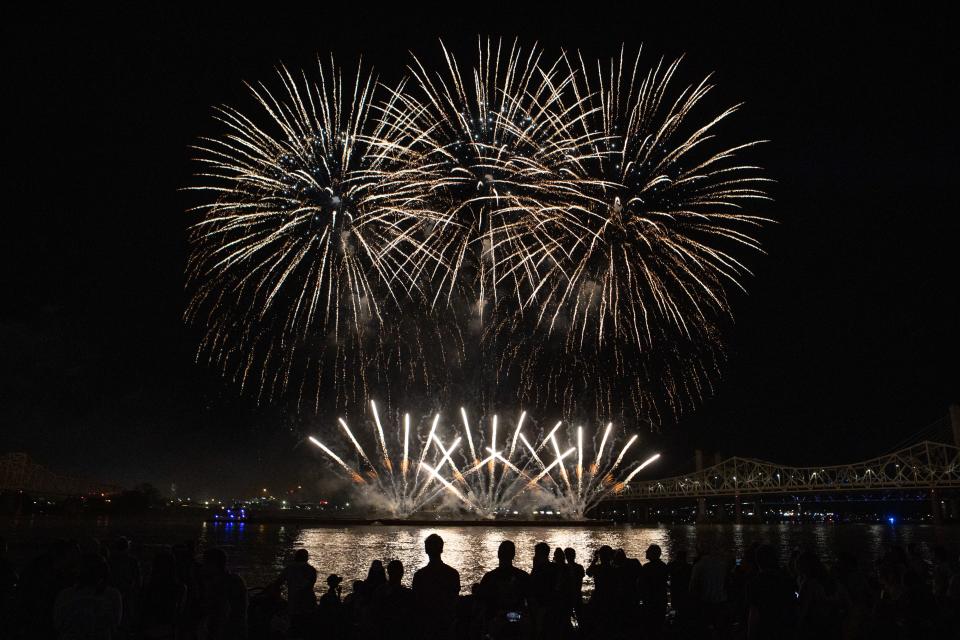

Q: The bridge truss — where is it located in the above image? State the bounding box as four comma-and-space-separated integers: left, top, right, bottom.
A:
609, 440, 960, 501
0, 452, 119, 497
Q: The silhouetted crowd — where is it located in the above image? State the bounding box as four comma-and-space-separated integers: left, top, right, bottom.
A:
1, 532, 959, 639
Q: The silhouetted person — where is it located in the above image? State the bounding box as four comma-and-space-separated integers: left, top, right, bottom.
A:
0, 536, 17, 623
586, 545, 616, 634
412, 533, 461, 640
272, 548, 317, 638
318, 574, 344, 638
834, 551, 869, 637
641, 544, 669, 638
351, 578, 377, 640
171, 541, 202, 635
108, 536, 141, 635
563, 547, 584, 618
899, 560, 938, 639
199, 547, 247, 639
362, 560, 385, 592
690, 543, 731, 634
529, 541, 561, 638
668, 547, 692, 621
932, 546, 959, 604
479, 540, 531, 639
795, 550, 844, 638
455, 582, 484, 640
19, 539, 81, 639
140, 548, 186, 640
342, 578, 366, 627
732, 542, 761, 628
54, 552, 123, 640
745, 544, 795, 640
374, 560, 415, 640
614, 548, 641, 631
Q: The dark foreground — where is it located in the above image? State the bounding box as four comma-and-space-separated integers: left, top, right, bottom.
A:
1, 526, 960, 640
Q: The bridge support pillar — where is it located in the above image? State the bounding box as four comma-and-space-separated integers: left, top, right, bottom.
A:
735, 494, 743, 524
695, 449, 707, 523
930, 489, 943, 524
951, 404, 960, 448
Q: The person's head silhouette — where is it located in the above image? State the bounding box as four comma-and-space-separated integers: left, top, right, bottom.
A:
327, 574, 343, 589
614, 549, 627, 565
596, 545, 613, 564
534, 541, 550, 564
498, 540, 516, 566
387, 559, 404, 585
424, 533, 444, 561
645, 544, 662, 561
202, 547, 228, 575
564, 547, 576, 564
294, 549, 309, 563
553, 547, 565, 564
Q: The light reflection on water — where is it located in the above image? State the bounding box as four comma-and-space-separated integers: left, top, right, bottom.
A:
4, 518, 959, 596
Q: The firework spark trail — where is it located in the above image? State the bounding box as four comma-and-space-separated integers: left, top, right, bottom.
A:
608, 434, 640, 479
415, 436, 463, 501
401, 413, 410, 480
594, 422, 613, 471
369, 400, 393, 474
550, 431, 573, 493
488, 414, 498, 503
414, 413, 441, 486
337, 418, 377, 478
419, 462, 477, 509
614, 453, 662, 492
508, 410, 527, 459
525, 447, 575, 489
496, 410, 528, 497
577, 426, 584, 499
308, 437, 364, 484
518, 432, 559, 491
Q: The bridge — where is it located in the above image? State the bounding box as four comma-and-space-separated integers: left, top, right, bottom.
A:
611, 440, 960, 500
0, 452, 121, 497
603, 406, 960, 523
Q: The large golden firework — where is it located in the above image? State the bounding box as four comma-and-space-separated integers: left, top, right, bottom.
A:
498, 47, 771, 423
185, 57, 431, 411
186, 43, 770, 427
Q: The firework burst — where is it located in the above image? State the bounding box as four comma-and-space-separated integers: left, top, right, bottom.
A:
187, 42, 770, 430
185, 58, 433, 410
499, 47, 771, 423
375, 38, 598, 317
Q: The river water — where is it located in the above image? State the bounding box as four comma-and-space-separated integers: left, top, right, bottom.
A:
3, 516, 958, 595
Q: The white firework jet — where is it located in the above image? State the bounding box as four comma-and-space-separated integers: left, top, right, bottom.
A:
309, 402, 660, 519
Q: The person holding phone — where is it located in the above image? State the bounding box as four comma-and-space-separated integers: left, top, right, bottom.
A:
478, 541, 531, 639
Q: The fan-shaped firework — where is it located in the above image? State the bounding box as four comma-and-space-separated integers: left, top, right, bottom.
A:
308, 402, 660, 518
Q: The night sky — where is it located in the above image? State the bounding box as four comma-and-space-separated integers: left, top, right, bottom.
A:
5, 5, 958, 497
